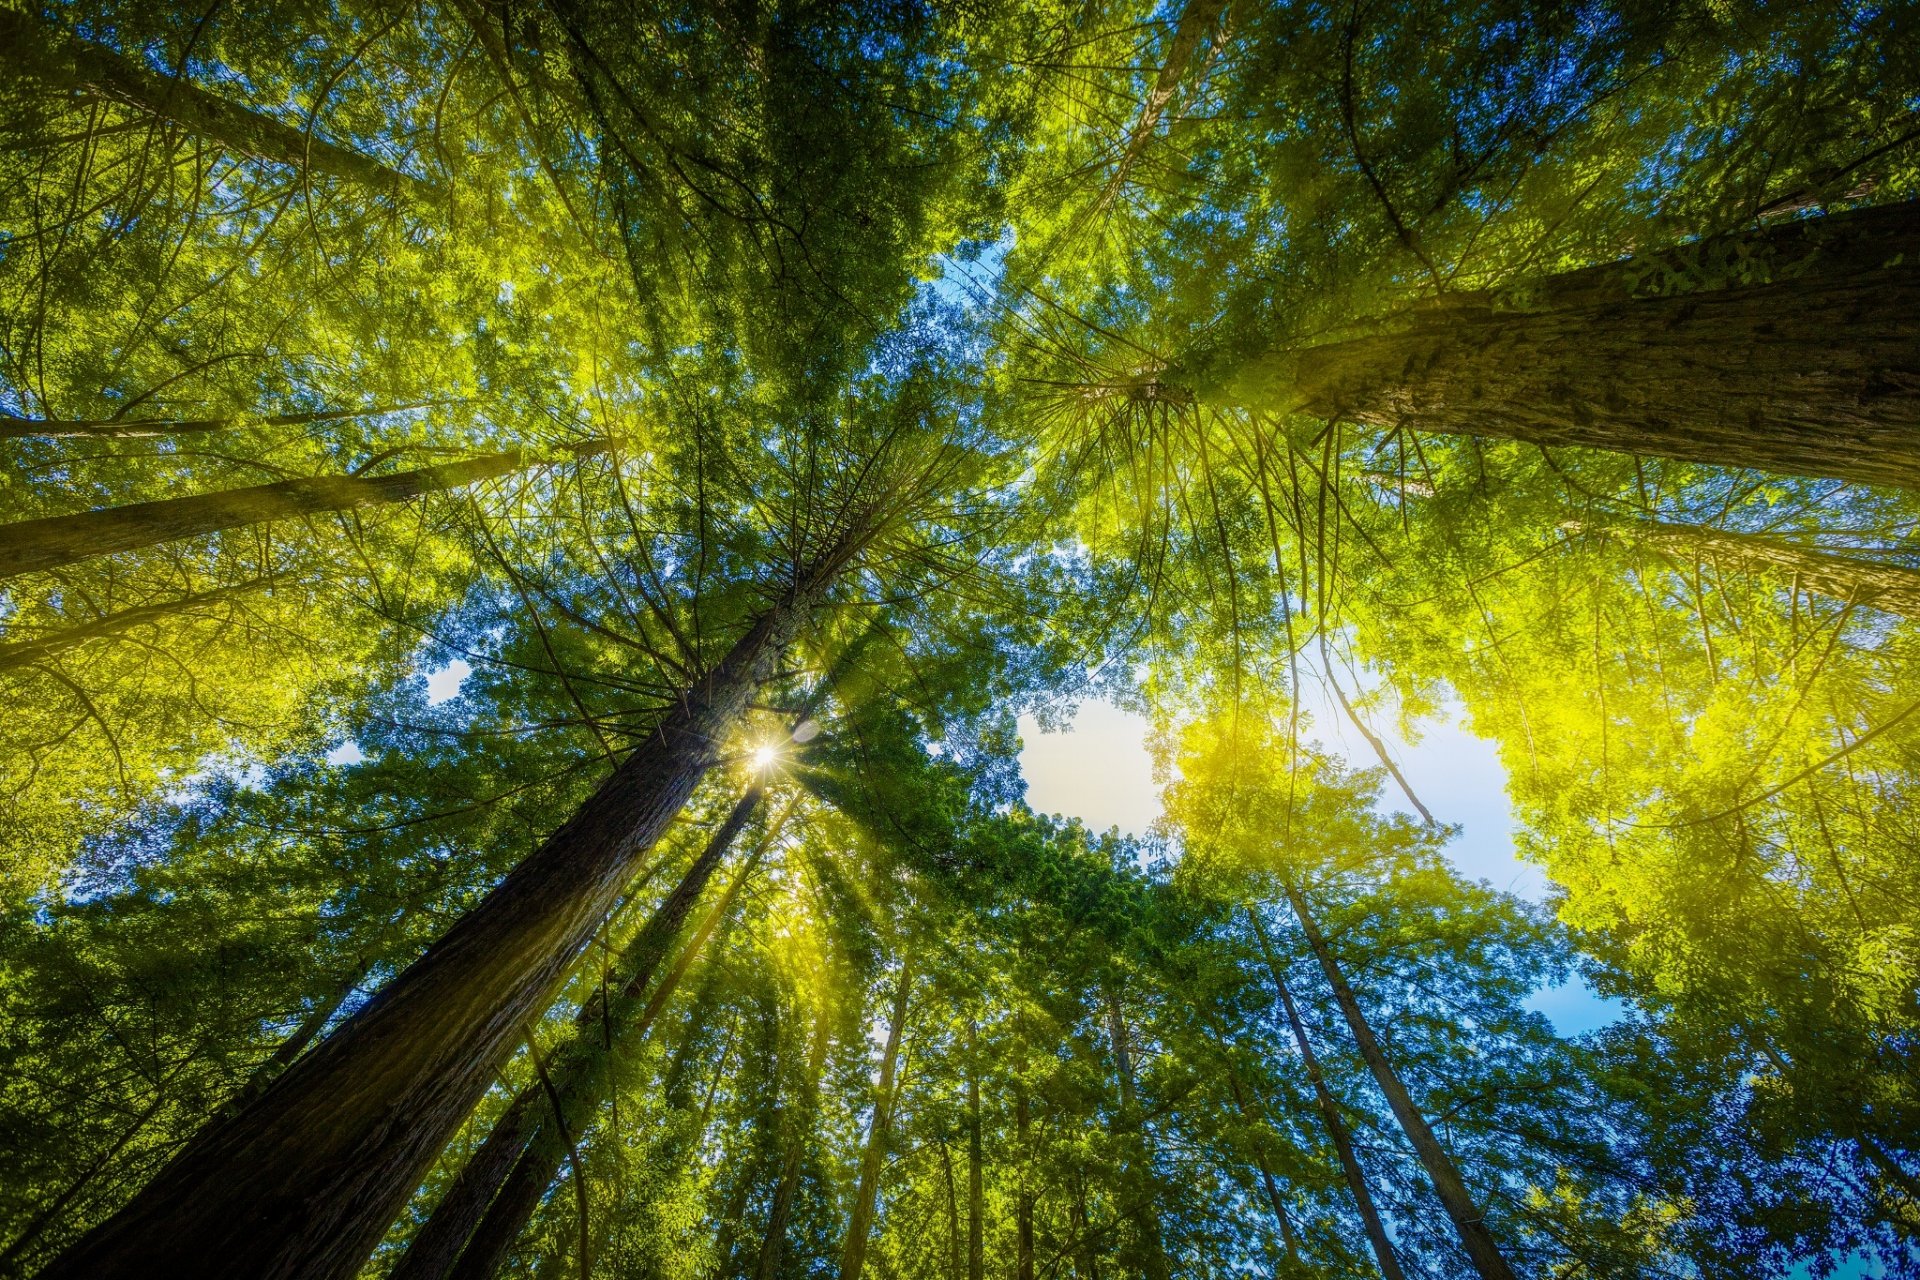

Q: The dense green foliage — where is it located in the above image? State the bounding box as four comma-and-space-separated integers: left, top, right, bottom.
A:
2, 0, 1917, 1277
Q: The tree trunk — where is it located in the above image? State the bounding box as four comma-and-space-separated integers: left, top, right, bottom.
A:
1248, 908, 1407, 1280
1280, 888, 1518, 1280
1593, 515, 1920, 619
441, 809, 769, 1280
0, 451, 529, 580
0, 9, 440, 203
1070, 1175, 1102, 1280
753, 1000, 834, 1280
0, 579, 274, 671
941, 1142, 962, 1280
0, 403, 448, 439
839, 958, 914, 1280
39, 532, 861, 1280
1014, 1086, 1035, 1280
391, 789, 767, 1280
1103, 986, 1171, 1280
1195, 202, 1920, 491
966, 1022, 985, 1280
1218, 1064, 1303, 1273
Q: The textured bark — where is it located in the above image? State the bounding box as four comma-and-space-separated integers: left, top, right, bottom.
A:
1200, 202, 1920, 491
1103, 987, 1171, 1280
0, 404, 447, 439
966, 1023, 985, 1280
0, 579, 274, 671
445, 809, 775, 1280
1596, 516, 1920, 619
0, 10, 439, 203
1281, 888, 1518, 1280
40, 534, 859, 1280
839, 959, 914, 1280
1014, 1085, 1035, 1280
0, 452, 528, 580
1091, 0, 1230, 218
1248, 909, 1406, 1280
752, 1002, 834, 1280
392, 790, 766, 1280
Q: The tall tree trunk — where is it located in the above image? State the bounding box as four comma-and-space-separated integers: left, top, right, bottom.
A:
0, 10, 440, 203
839, 958, 914, 1280
392, 790, 767, 1280
0, 578, 275, 671
0, 451, 529, 580
753, 1000, 834, 1280
0, 403, 449, 439
1280, 887, 1519, 1280
40, 529, 863, 1280
1103, 986, 1171, 1280
1070, 1174, 1102, 1280
1188, 201, 1920, 491
941, 1142, 962, 1280
1014, 1085, 1035, 1280
966, 1022, 985, 1280
1590, 515, 1920, 619
1248, 908, 1406, 1280
1217, 1064, 1303, 1274
441, 813, 771, 1280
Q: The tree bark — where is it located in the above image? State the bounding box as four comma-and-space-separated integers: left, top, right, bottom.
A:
1014, 1085, 1035, 1280
753, 1000, 834, 1280
449, 834, 769, 1280
1279, 888, 1519, 1280
39, 530, 862, 1280
1248, 908, 1406, 1280
1592, 515, 1920, 620
391, 789, 767, 1280
1194, 201, 1920, 491
0, 403, 448, 439
0, 579, 275, 671
0, 9, 440, 204
1103, 986, 1171, 1280
839, 958, 914, 1280
0, 451, 529, 580
966, 1022, 985, 1280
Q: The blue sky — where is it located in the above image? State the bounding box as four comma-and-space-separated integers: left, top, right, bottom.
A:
1016, 686, 1627, 1036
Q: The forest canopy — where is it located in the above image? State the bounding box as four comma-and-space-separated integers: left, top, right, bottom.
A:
1, 1, 1917, 1278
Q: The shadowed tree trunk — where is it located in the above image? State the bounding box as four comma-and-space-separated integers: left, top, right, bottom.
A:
1248, 908, 1407, 1280
1280, 887, 1519, 1280
0, 403, 449, 439
966, 1021, 985, 1280
1587, 515, 1920, 619
839, 957, 914, 1280
1103, 985, 1171, 1280
1014, 1084, 1035, 1280
392, 789, 768, 1280
0, 578, 276, 671
1184, 202, 1920, 491
444, 820, 773, 1280
39, 523, 868, 1280
0, 451, 531, 580
752, 999, 834, 1280
0, 9, 441, 203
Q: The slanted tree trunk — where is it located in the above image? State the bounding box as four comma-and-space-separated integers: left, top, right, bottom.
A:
1217, 1064, 1304, 1273
966, 1022, 985, 1280
839, 958, 914, 1280
1248, 908, 1407, 1280
1187, 202, 1920, 491
0, 403, 448, 439
1587, 515, 1920, 619
1103, 985, 1171, 1280
40, 526, 867, 1280
0, 10, 440, 203
1014, 1085, 1035, 1280
442, 814, 772, 1280
1279, 888, 1519, 1280
0, 451, 530, 580
392, 789, 766, 1280
0, 578, 275, 671
753, 1000, 834, 1280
